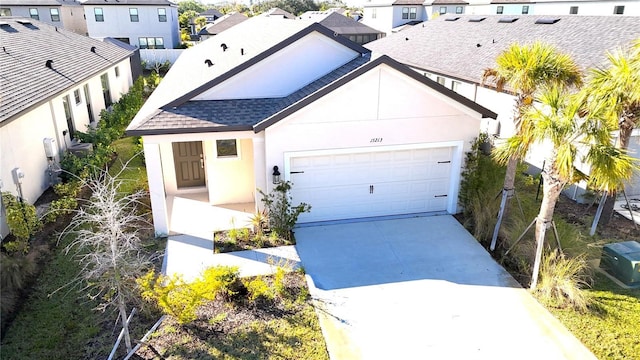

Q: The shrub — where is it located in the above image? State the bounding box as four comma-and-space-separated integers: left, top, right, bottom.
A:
44, 196, 78, 223
258, 181, 311, 242
535, 249, 592, 312
1, 192, 41, 253
244, 277, 274, 301
0, 252, 36, 318
53, 180, 81, 198
273, 266, 287, 297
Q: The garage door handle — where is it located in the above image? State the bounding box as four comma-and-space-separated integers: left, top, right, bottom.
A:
370, 185, 374, 194
290, 171, 305, 174
438, 161, 451, 164
435, 194, 447, 198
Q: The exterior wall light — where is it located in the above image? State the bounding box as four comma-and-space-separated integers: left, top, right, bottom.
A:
272, 166, 281, 184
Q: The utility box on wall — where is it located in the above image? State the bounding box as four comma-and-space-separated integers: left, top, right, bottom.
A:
600, 241, 640, 287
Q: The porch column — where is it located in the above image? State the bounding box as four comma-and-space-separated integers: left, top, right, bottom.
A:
252, 136, 267, 211
143, 141, 169, 236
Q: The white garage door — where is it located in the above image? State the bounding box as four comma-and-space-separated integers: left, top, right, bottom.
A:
289, 147, 454, 223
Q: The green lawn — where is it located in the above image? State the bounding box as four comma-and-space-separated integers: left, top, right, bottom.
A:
109, 137, 147, 195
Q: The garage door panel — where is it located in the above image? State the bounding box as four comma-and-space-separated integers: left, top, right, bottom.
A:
290, 146, 455, 222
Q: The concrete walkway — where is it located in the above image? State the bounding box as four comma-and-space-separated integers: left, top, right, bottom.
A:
295, 215, 596, 360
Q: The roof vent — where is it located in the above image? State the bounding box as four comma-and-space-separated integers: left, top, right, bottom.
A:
405, 37, 409, 41
240, 48, 244, 55
476, 43, 482, 47
535, 18, 561, 24
16, 20, 32, 25
469, 17, 486, 22
220, 43, 228, 51
204, 59, 213, 67
498, 17, 518, 23
45, 60, 54, 69
90, 46, 96, 53
445, 17, 460, 21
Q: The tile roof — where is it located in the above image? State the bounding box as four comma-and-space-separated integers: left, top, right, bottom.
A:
81, 0, 176, 5
0, 17, 133, 123
128, 55, 372, 135
366, 15, 640, 86
198, 12, 248, 36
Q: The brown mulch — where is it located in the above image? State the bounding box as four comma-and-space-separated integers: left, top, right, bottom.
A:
213, 229, 293, 253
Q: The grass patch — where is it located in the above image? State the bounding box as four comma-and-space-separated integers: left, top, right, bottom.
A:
109, 137, 147, 195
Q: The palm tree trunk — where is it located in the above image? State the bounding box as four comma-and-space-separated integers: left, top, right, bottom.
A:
531, 165, 564, 289
490, 156, 518, 250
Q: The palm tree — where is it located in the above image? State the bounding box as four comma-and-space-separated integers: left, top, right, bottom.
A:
482, 41, 583, 251
494, 85, 634, 289
584, 39, 640, 230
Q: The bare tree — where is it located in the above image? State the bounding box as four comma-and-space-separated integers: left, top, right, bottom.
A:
58, 168, 155, 353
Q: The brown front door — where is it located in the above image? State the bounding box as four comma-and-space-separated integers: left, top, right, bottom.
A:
172, 141, 205, 188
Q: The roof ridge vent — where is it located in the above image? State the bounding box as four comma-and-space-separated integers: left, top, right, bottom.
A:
535, 18, 561, 24
469, 17, 486, 22
498, 17, 518, 23
445, 17, 460, 21
45, 59, 54, 69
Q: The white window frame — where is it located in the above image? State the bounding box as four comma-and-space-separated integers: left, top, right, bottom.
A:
158, 8, 167, 22
129, 8, 139, 22
402, 7, 409, 19
496, 6, 504, 14
409, 7, 417, 19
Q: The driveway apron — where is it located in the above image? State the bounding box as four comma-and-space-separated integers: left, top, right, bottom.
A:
294, 215, 595, 360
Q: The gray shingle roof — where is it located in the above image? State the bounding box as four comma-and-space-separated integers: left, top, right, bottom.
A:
366, 15, 640, 85
0, 17, 133, 123
430, 0, 469, 5
199, 12, 248, 36
317, 12, 385, 36
128, 55, 372, 134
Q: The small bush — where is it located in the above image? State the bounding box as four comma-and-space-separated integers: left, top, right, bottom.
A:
53, 180, 81, 198
258, 181, 311, 242
44, 196, 78, 223
244, 277, 274, 301
1, 192, 41, 252
536, 250, 592, 312
0, 252, 36, 317
273, 266, 287, 297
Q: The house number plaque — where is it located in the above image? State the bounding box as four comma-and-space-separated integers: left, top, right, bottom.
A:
370, 138, 383, 143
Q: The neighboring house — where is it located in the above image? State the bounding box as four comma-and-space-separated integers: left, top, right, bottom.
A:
298, 10, 385, 45
425, 0, 470, 17
126, 17, 496, 236
200, 8, 223, 23
0, 0, 87, 35
198, 12, 248, 41
81, 0, 180, 49
366, 14, 640, 199
262, 7, 296, 19
0, 17, 134, 239
486, 0, 640, 15
361, 0, 428, 35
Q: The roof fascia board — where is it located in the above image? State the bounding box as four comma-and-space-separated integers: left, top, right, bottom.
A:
253, 55, 496, 132
126, 123, 253, 136
1, 53, 133, 126
163, 22, 371, 109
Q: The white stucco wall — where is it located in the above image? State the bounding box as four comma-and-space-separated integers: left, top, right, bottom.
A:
84, 4, 180, 48
205, 138, 256, 204
2, 5, 87, 35
263, 64, 484, 211
193, 32, 359, 100
362, 6, 396, 35
534, 1, 640, 15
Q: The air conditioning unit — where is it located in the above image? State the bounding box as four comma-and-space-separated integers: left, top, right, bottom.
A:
68, 143, 94, 158
600, 241, 640, 287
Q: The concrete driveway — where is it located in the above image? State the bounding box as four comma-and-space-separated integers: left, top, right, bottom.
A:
295, 215, 595, 360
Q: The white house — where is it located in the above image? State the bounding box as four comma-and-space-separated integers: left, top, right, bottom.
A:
0, 0, 87, 35
0, 17, 134, 239
126, 17, 496, 236
362, 0, 428, 35
366, 14, 640, 199
81, 0, 180, 49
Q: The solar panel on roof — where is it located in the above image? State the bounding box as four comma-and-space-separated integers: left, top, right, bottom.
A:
469, 17, 486, 22
498, 17, 519, 23
535, 18, 561, 24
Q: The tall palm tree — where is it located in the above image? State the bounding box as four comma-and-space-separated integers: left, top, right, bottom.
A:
584, 39, 640, 229
495, 85, 634, 289
483, 41, 583, 251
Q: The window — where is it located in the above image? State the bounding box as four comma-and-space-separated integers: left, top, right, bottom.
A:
74, 89, 81, 104
614, 5, 624, 14
496, 6, 504, 14
371, 8, 376, 19
439, 6, 447, 14
456, 6, 463, 14
409, 7, 417, 19
50, 8, 60, 22
402, 7, 409, 19
139, 37, 165, 49
158, 8, 167, 22
569, 6, 578, 14
63, 95, 76, 139
436, 76, 445, 86
522, 5, 529, 14
0, 8, 12, 16
216, 139, 238, 158
94, 7, 104, 22
29, 8, 39, 20
451, 81, 461, 92
115, 66, 120, 77
101, 73, 112, 108
129, 8, 138, 22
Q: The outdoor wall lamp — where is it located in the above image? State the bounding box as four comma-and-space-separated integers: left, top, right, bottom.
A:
272, 166, 281, 184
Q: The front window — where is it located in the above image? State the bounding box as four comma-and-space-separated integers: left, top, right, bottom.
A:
456, 6, 463, 14
216, 139, 238, 158
402, 7, 409, 19
409, 7, 417, 19
569, 6, 578, 14
0, 8, 12, 16
50, 8, 60, 22
94, 7, 104, 22
439, 6, 447, 14
372, 8, 376, 19
29, 8, 39, 20
158, 8, 167, 22
522, 5, 529, 14
74, 89, 81, 104
129, 8, 139, 22
139, 37, 165, 49
496, 6, 504, 14
614, 5, 624, 14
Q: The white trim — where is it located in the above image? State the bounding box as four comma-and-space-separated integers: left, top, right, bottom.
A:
283, 140, 464, 214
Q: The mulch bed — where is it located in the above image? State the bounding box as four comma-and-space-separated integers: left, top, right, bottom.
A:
214, 229, 293, 253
